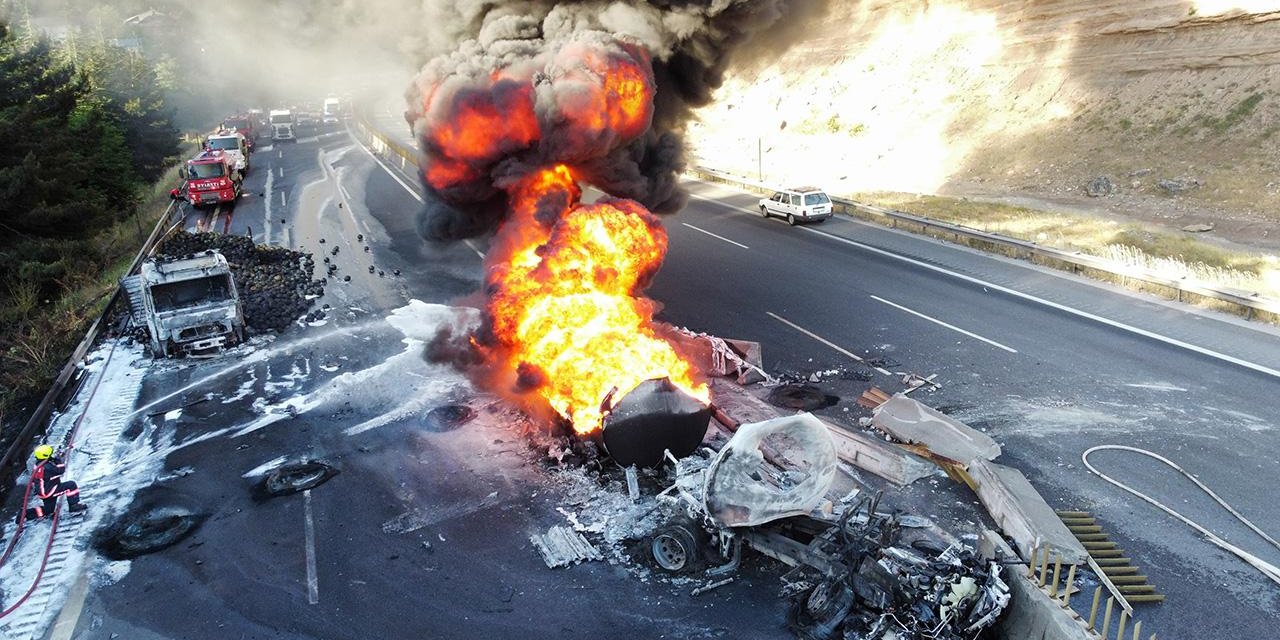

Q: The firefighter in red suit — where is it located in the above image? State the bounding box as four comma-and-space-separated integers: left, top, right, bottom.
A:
25, 444, 87, 520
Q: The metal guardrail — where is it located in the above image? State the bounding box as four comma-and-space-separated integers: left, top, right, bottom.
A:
691, 166, 1280, 320
349, 116, 1280, 320
0, 200, 182, 488
354, 118, 421, 170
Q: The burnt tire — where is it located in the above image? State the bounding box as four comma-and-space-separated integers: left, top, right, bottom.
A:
788, 578, 856, 640
767, 384, 838, 411
650, 520, 704, 573
422, 404, 476, 432
96, 504, 205, 560
256, 461, 338, 499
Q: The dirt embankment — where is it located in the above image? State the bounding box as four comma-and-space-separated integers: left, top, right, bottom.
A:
690, 0, 1280, 254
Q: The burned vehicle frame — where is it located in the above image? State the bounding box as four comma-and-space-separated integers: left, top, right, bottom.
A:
649, 414, 1010, 640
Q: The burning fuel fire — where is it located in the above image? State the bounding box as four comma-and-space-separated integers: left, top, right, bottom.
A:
410, 34, 708, 434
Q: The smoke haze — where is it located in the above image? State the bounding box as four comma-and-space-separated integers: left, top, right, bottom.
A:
405, 1, 822, 241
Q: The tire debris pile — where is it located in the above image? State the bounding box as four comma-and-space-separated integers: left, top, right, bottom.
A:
156, 232, 324, 333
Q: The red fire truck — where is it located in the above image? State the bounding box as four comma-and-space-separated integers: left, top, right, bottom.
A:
222, 114, 257, 150
173, 150, 242, 207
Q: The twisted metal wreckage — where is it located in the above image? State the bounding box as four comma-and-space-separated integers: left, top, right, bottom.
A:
650, 413, 1011, 640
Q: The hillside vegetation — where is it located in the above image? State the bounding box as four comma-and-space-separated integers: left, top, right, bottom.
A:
691, 0, 1280, 291
0, 18, 181, 419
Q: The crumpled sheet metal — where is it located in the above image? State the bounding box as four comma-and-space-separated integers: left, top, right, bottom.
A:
702, 413, 837, 528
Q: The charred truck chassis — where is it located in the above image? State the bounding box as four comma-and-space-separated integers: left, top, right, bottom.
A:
649, 414, 1010, 640
122, 251, 246, 357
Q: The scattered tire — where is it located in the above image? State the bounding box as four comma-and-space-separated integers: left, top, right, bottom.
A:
767, 384, 838, 411
255, 461, 339, 500
96, 504, 205, 560
649, 518, 705, 573
422, 404, 476, 433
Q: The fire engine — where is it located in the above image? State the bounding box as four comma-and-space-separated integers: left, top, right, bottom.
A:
175, 150, 242, 207
222, 114, 257, 150
205, 131, 250, 175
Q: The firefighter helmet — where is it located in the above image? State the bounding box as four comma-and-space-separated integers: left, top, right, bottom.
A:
33, 445, 53, 460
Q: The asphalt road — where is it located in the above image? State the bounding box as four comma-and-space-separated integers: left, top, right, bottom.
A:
366, 102, 1280, 634
10, 115, 1277, 639
36, 123, 792, 640
651, 182, 1280, 637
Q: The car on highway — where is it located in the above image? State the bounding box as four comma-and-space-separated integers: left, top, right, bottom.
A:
758, 187, 833, 225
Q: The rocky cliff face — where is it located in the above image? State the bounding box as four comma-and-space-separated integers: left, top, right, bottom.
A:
690, 0, 1280, 249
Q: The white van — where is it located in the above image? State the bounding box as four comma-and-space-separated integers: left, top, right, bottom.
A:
758, 187, 833, 225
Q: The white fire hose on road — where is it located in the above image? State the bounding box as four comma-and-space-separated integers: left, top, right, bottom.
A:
1082, 444, 1280, 586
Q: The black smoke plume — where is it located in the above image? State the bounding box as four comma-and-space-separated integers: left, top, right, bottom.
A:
405, 1, 826, 242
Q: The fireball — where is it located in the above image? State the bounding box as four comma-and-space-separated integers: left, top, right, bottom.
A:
414, 35, 706, 434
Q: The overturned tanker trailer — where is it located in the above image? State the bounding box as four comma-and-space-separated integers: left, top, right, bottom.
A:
600, 377, 713, 468
650, 414, 1011, 640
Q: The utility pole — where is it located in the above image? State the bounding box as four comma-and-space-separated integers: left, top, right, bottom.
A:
757, 137, 762, 183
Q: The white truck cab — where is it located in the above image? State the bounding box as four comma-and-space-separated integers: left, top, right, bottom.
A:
121, 251, 245, 357
205, 132, 250, 175
269, 109, 296, 141
322, 97, 341, 124
759, 187, 833, 225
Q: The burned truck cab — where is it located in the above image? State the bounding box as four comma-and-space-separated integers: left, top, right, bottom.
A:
122, 251, 245, 357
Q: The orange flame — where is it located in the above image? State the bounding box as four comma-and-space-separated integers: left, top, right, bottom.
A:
555, 47, 655, 141
425, 82, 539, 190
418, 40, 706, 434
484, 166, 708, 433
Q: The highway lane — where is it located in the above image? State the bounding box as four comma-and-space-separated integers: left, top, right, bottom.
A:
652, 180, 1280, 637
299, 114, 1280, 635
38, 115, 1276, 639
56, 127, 793, 640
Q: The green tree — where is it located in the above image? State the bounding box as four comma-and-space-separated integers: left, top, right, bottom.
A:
71, 37, 180, 181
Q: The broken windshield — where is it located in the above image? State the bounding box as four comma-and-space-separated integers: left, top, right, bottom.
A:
150, 274, 232, 312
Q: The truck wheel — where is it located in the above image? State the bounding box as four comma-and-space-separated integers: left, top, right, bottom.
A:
759, 205, 769, 218
650, 520, 703, 573
787, 213, 797, 226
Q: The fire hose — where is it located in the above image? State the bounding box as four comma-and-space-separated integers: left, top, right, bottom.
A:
0, 340, 120, 620
1081, 444, 1280, 587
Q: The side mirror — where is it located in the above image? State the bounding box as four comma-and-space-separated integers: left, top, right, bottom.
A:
178, 167, 188, 180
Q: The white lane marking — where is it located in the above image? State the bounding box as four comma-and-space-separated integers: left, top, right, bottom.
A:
1125, 382, 1188, 392
339, 184, 352, 201
681, 222, 748, 249
354, 132, 486, 262
263, 165, 275, 243
870, 295, 1018, 353
689, 190, 1280, 379
356, 137, 424, 203
281, 190, 288, 209
278, 150, 283, 159
792, 224, 1280, 380
766, 311, 893, 376
278, 167, 285, 178
304, 489, 319, 605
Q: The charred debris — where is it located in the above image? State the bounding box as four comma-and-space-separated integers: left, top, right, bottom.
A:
519, 337, 1013, 640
